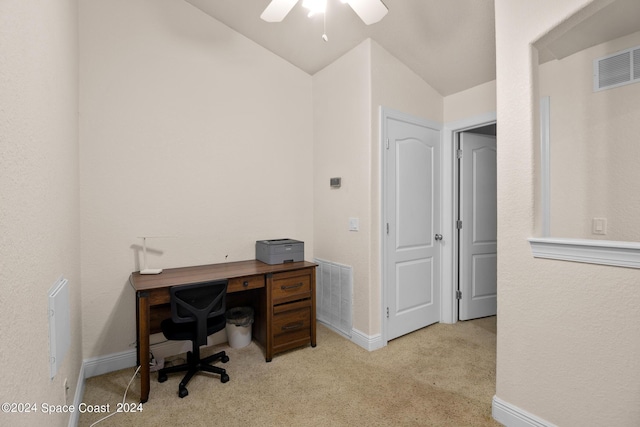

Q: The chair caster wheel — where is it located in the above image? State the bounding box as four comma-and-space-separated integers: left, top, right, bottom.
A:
221, 355, 229, 363
158, 373, 167, 383
178, 387, 188, 398
221, 374, 229, 383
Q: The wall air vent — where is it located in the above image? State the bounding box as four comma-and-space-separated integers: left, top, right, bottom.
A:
314, 258, 352, 338
594, 45, 640, 92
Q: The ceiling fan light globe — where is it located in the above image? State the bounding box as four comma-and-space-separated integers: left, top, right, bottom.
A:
302, 0, 327, 16
261, 0, 388, 25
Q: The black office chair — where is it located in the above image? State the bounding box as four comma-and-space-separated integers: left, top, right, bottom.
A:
157, 279, 230, 398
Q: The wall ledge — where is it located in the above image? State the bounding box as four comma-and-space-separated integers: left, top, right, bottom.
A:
528, 237, 640, 269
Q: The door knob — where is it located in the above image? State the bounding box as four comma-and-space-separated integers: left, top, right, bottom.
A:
435, 234, 443, 241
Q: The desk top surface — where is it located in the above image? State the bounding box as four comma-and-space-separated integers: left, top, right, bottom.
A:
130, 259, 317, 291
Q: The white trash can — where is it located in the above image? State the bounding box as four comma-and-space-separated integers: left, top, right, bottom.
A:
225, 307, 254, 349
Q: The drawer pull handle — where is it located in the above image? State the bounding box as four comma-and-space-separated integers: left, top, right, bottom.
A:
281, 321, 304, 331
281, 282, 303, 290
243, 280, 249, 287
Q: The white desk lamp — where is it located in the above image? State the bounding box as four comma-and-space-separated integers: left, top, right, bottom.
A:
139, 236, 163, 275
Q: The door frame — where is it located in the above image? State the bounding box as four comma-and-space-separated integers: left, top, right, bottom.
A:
380, 107, 442, 346
379, 109, 496, 342
441, 112, 496, 324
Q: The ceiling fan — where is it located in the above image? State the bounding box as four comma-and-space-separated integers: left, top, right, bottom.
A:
261, 0, 388, 26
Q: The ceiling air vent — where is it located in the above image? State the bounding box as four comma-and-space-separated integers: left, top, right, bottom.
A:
594, 45, 640, 92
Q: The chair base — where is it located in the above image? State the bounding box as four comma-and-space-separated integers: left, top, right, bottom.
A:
158, 348, 229, 398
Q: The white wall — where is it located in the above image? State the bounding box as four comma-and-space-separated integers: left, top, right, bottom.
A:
312, 40, 372, 334
79, 0, 314, 359
370, 41, 443, 335
444, 80, 497, 123
0, 1, 82, 426
78, 0, 492, 363
0, 0, 495, 389
313, 39, 443, 337
495, 0, 640, 425
540, 31, 640, 241
371, 41, 443, 123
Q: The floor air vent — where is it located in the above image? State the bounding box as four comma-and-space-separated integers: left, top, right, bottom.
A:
594, 45, 640, 91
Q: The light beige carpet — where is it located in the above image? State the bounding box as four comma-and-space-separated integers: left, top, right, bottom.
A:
79, 318, 500, 427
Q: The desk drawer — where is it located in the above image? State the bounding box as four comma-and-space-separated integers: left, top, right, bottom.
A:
272, 304, 311, 349
271, 271, 311, 305
228, 275, 264, 293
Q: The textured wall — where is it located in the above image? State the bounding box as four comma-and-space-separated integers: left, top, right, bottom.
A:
370, 41, 444, 335
495, 0, 640, 425
313, 39, 444, 337
0, 1, 82, 426
444, 80, 497, 124
540, 31, 640, 241
79, 0, 314, 358
312, 40, 372, 335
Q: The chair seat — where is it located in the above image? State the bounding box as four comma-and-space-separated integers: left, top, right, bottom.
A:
161, 315, 226, 342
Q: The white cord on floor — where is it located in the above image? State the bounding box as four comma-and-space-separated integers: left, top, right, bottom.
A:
89, 365, 141, 427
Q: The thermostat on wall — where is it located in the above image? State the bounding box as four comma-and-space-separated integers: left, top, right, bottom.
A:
330, 177, 341, 188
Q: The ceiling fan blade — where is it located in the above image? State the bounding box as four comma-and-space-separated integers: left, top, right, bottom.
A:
345, 0, 388, 25
260, 0, 300, 22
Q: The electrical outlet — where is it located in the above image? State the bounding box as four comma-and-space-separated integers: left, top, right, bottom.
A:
592, 217, 607, 235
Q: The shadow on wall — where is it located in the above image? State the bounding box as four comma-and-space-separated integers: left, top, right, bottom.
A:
90, 281, 137, 369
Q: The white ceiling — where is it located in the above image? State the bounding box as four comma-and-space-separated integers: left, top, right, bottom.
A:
181, 0, 640, 96
184, 0, 497, 97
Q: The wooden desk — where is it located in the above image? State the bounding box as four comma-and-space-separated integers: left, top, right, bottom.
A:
130, 259, 317, 403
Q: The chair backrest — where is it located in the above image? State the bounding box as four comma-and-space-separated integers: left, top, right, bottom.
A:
169, 279, 228, 346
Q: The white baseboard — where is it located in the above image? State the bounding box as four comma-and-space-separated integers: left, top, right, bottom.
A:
67, 363, 85, 427
84, 330, 228, 379
316, 320, 383, 352
350, 327, 384, 351
83, 349, 138, 379
492, 395, 557, 427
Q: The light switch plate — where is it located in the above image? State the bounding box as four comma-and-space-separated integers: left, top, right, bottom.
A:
349, 217, 359, 231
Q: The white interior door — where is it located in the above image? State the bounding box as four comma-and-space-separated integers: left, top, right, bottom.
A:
384, 112, 441, 340
458, 131, 497, 320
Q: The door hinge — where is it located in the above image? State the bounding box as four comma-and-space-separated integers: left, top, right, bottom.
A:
386, 138, 390, 149
456, 290, 462, 300
386, 307, 389, 318
457, 149, 463, 159
386, 223, 389, 234
456, 220, 462, 229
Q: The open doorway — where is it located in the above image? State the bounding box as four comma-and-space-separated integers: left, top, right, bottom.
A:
382, 111, 498, 339
456, 125, 497, 321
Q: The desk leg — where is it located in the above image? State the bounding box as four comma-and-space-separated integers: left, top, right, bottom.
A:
265, 274, 273, 362
310, 267, 317, 348
137, 292, 150, 403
